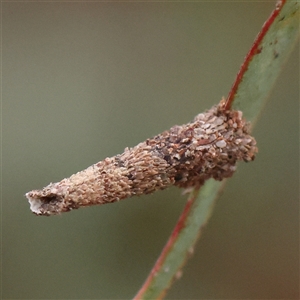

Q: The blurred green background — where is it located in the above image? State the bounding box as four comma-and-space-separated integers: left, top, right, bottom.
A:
2, 2, 299, 299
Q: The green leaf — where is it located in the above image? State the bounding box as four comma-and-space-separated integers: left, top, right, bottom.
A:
138, 181, 224, 300
134, 1, 299, 299
231, 0, 300, 123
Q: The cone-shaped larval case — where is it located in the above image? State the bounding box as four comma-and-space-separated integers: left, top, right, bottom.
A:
26, 99, 257, 216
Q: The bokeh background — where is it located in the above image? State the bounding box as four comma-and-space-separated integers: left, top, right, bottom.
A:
2, 1, 299, 299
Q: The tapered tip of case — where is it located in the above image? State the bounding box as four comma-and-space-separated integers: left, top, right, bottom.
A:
25, 183, 70, 216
